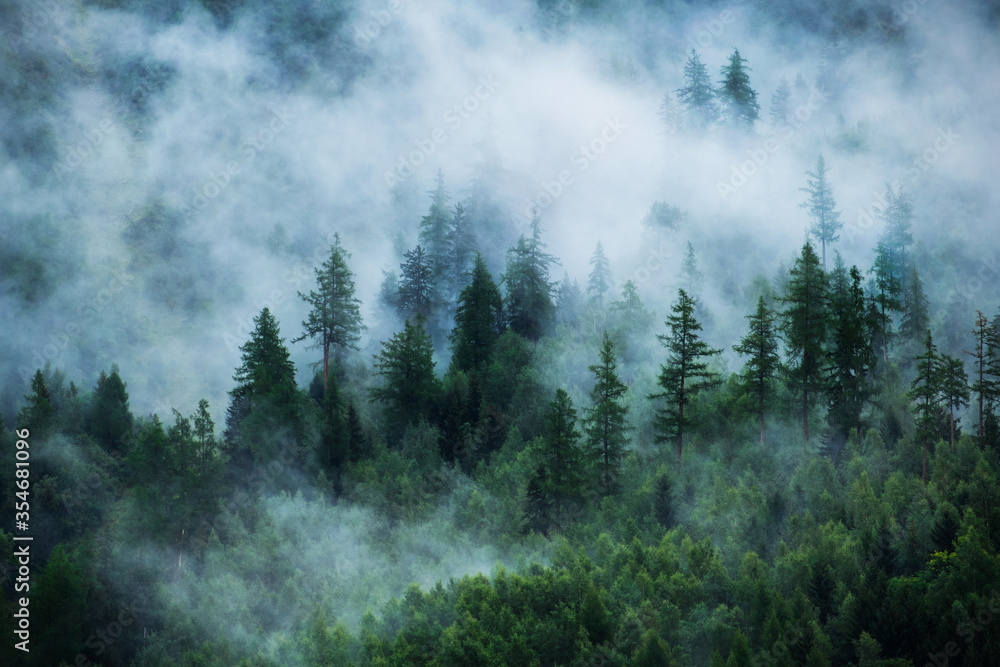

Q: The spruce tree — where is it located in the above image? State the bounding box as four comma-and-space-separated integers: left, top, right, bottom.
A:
397, 245, 435, 322
826, 264, 876, 443
294, 234, 365, 390
966, 311, 1000, 447
910, 330, 941, 483
18, 369, 56, 436
869, 241, 903, 362
876, 183, 914, 299
418, 170, 451, 282
539, 388, 585, 529
446, 202, 477, 294
675, 49, 718, 127
769, 77, 791, 126
192, 398, 217, 461
650, 289, 721, 473
450, 252, 503, 373
501, 211, 559, 342
718, 48, 760, 126
780, 242, 828, 443
89, 365, 133, 452
370, 318, 439, 434
587, 241, 612, 308
584, 333, 632, 495
555, 271, 584, 328
900, 265, 929, 343
799, 155, 842, 270
733, 296, 782, 445
940, 355, 970, 449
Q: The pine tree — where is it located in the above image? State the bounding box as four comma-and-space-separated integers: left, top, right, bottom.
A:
826, 264, 876, 443
966, 311, 1000, 447
799, 155, 842, 270
587, 241, 612, 308
501, 211, 559, 342
651, 289, 721, 473
450, 252, 503, 373
869, 241, 903, 362
224, 307, 297, 446
539, 388, 585, 529
89, 365, 133, 452
940, 355, 970, 449
679, 241, 704, 299
733, 296, 782, 445
18, 369, 56, 436
769, 77, 792, 126
293, 234, 365, 391
192, 398, 217, 461
900, 265, 929, 343
370, 318, 439, 434
584, 333, 632, 495
397, 245, 435, 321
910, 330, 941, 483
675, 49, 718, 127
876, 184, 914, 300
780, 242, 828, 443
418, 170, 451, 282
446, 202, 477, 294
610, 280, 655, 337
554, 271, 584, 328
718, 48, 760, 126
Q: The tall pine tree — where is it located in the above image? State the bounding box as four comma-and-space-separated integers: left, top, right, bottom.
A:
651, 289, 721, 473
826, 264, 876, 443
800, 155, 842, 270
501, 211, 559, 342
450, 252, 503, 373
910, 330, 941, 483
733, 296, 782, 445
370, 318, 439, 435
676, 49, 718, 127
584, 333, 632, 495
718, 48, 759, 126
587, 241, 612, 308
538, 388, 585, 529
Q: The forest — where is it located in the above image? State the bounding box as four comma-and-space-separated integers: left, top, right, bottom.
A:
2, 0, 1000, 666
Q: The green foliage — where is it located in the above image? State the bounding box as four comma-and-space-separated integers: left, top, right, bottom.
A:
370, 318, 440, 436
733, 296, 782, 444
718, 48, 759, 126
800, 155, 842, 269
502, 212, 559, 341
584, 333, 632, 496
676, 49, 718, 126
587, 241, 612, 307
450, 252, 503, 373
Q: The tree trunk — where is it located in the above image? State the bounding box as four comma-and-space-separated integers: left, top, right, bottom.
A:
803, 387, 810, 443
922, 439, 927, 484
950, 403, 956, 450
323, 339, 330, 393
676, 403, 684, 475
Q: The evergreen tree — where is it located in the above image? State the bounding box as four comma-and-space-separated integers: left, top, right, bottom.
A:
501, 211, 559, 342
418, 170, 451, 282
650, 289, 721, 473
869, 241, 903, 362
876, 184, 914, 299
610, 280, 655, 339
826, 264, 876, 443
718, 48, 760, 126
18, 369, 55, 436
376, 269, 401, 322
539, 388, 585, 530
910, 330, 941, 483
555, 271, 584, 328
733, 296, 782, 444
587, 241, 612, 308
675, 49, 718, 127
450, 252, 503, 373
397, 245, 435, 321
583, 333, 632, 495
900, 265, 929, 343
679, 241, 704, 300
940, 355, 970, 449
192, 398, 217, 461
224, 307, 297, 446
370, 318, 439, 434
769, 77, 792, 126
446, 202, 477, 294
800, 155, 842, 270
293, 234, 364, 390
653, 471, 675, 528
966, 311, 1000, 447
780, 242, 828, 443
89, 365, 133, 452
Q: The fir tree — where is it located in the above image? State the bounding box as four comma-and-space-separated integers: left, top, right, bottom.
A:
780, 242, 828, 443
966, 311, 1000, 447
900, 265, 929, 343
418, 170, 451, 282
869, 241, 903, 362
555, 271, 584, 328
826, 264, 876, 443
679, 241, 704, 300
587, 241, 612, 308
940, 355, 970, 449
733, 296, 782, 444
501, 211, 559, 342
650, 289, 721, 473
450, 252, 503, 373
769, 77, 791, 126
876, 183, 914, 300
370, 318, 439, 434
397, 245, 435, 321
539, 388, 585, 529
192, 398, 217, 461
88, 365, 133, 452
910, 330, 941, 483
293, 234, 365, 390
583, 333, 632, 495
675, 49, 718, 127
18, 369, 56, 436
446, 202, 477, 294
799, 155, 842, 270
718, 48, 760, 126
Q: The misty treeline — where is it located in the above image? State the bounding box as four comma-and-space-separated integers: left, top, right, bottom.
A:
5, 150, 1000, 667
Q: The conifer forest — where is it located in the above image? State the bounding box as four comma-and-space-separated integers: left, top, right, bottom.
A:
4, 0, 1000, 665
